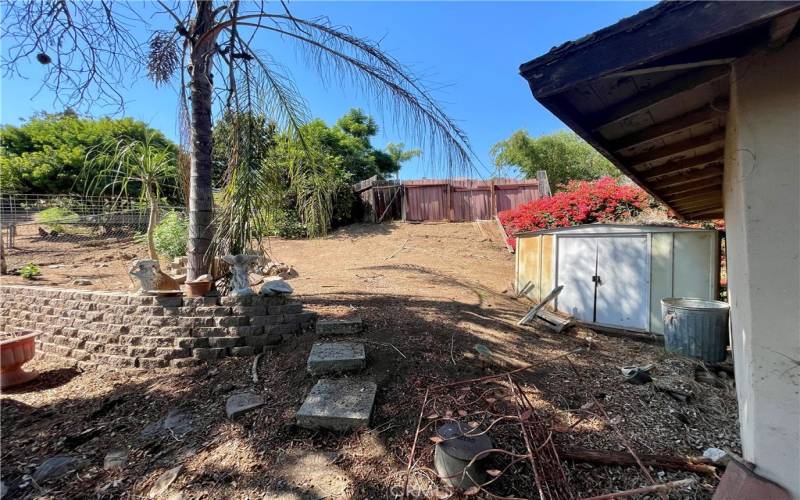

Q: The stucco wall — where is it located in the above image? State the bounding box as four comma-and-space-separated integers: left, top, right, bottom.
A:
724, 38, 800, 497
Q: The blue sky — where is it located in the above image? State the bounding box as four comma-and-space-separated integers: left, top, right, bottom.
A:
1, 1, 653, 179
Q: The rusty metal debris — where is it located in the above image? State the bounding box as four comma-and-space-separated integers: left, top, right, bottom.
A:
402, 349, 705, 499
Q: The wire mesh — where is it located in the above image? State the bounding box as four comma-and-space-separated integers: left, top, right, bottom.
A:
1, 194, 182, 272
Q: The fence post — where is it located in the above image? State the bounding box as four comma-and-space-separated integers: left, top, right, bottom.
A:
446, 184, 451, 222
490, 179, 496, 216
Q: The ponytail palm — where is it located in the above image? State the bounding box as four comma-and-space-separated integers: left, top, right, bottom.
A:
86, 132, 178, 259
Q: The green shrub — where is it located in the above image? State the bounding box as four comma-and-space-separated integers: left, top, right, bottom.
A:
18, 262, 40, 279
36, 207, 80, 233
153, 211, 188, 259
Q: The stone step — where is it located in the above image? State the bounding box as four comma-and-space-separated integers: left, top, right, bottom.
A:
307, 342, 366, 376
315, 318, 363, 336
296, 379, 377, 432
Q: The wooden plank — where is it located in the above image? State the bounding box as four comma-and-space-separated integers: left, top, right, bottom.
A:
684, 208, 724, 219
495, 215, 514, 253
673, 198, 722, 214
667, 190, 722, 205
519, 1, 799, 98
535, 309, 575, 333
559, 447, 717, 475
518, 285, 564, 325
587, 66, 729, 129
607, 101, 727, 151
641, 150, 723, 180
603, 59, 735, 78
660, 177, 724, 196
655, 165, 724, 188
625, 130, 725, 167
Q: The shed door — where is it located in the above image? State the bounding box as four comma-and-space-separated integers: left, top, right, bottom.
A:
595, 236, 649, 330
556, 237, 597, 322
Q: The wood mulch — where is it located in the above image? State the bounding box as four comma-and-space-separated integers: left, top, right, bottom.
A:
0, 222, 739, 498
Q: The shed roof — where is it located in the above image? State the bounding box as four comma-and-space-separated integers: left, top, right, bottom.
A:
518, 223, 718, 237
520, 1, 800, 219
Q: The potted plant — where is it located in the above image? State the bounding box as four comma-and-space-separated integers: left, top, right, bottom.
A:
1, 331, 40, 389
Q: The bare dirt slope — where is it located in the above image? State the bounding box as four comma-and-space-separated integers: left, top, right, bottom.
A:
1, 222, 739, 499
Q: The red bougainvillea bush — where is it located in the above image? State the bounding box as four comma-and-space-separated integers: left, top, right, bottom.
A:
499, 177, 649, 248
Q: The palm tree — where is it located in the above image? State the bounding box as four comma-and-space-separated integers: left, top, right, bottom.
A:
86, 133, 178, 260
3, 1, 475, 279
386, 143, 423, 167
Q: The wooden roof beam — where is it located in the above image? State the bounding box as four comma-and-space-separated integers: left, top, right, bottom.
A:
627, 131, 725, 168
666, 189, 723, 204
641, 150, 723, 180
684, 208, 725, 219
673, 196, 722, 212
607, 100, 728, 152
660, 179, 723, 198
655, 166, 724, 189
586, 65, 729, 129
769, 10, 800, 48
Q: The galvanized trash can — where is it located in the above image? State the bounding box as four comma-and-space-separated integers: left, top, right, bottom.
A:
661, 298, 730, 363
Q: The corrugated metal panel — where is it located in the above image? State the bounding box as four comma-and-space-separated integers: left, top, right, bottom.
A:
649, 233, 673, 334
674, 232, 718, 299
517, 235, 541, 300
540, 235, 555, 305
516, 226, 719, 333
662, 298, 729, 362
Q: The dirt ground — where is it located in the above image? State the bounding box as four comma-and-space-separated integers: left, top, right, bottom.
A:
1, 222, 740, 499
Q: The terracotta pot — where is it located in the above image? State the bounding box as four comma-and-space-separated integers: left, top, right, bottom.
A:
1, 331, 39, 390
185, 280, 212, 297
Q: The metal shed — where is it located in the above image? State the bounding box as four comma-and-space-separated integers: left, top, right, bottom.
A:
515, 224, 720, 334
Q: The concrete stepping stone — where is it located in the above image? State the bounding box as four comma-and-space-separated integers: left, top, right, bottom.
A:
297, 379, 377, 432
316, 318, 363, 336
226, 392, 266, 419
307, 342, 366, 375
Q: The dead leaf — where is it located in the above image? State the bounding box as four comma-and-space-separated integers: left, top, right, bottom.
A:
426, 413, 439, 420
485, 397, 497, 404
464, 486, 481, 495
457, 409, 468, 417
486, 469, 502, 477
430, 436, 444, 444
445, 410, 453, 418
467, 421, 480, 428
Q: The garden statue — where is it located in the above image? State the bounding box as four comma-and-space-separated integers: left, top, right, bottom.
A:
259, 276, 294, 296
222, 254, 259, 296
129, 259, 180, 294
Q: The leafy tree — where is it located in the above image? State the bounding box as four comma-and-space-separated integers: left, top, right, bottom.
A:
0, 112, 178, 195
4, 2, 473, 280
212, 111, 278, 187
490, 130, 619, 189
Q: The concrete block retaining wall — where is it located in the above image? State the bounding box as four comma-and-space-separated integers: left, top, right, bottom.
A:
0, 285, 315, 369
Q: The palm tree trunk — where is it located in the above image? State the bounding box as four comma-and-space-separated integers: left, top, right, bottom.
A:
146, 188, 159, 260
186, 0, 217, 281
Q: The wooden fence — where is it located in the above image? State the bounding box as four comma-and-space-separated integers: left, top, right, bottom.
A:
354, 175, 549, 223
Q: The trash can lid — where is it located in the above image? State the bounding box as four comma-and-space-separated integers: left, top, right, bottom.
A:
436, 421, 493, 461
661, 297, 730, 311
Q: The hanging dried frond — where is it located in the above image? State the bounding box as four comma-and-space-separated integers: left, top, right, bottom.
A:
147, 32, 180, 87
